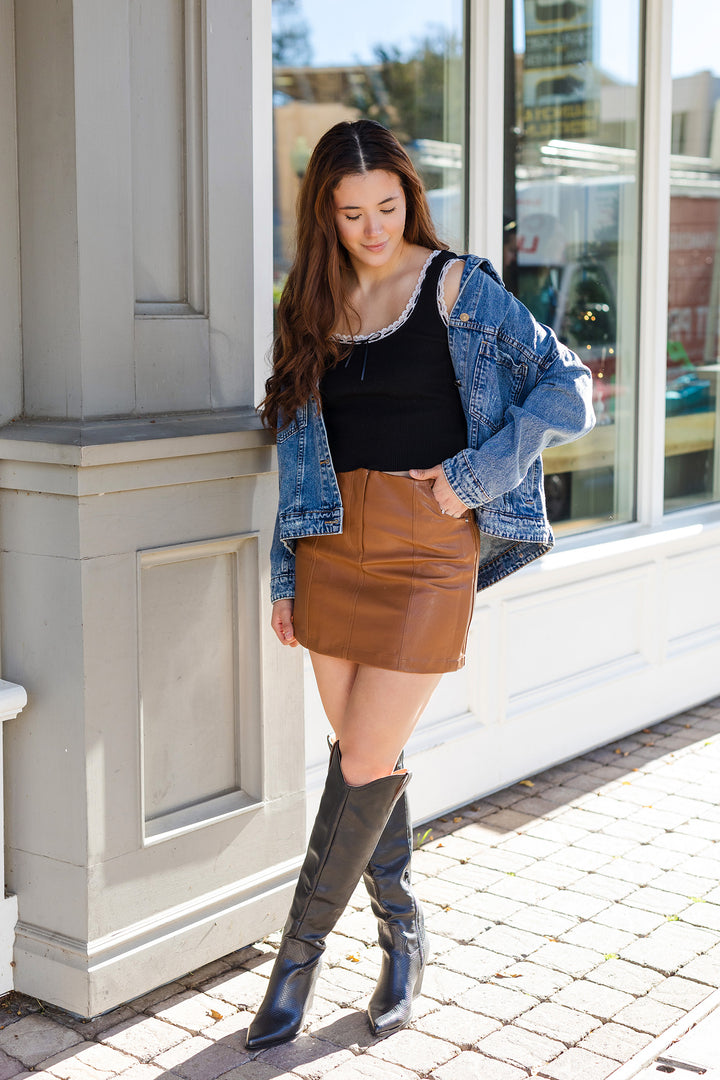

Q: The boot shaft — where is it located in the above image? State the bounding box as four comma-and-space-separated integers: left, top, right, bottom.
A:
286, 743, 409, 943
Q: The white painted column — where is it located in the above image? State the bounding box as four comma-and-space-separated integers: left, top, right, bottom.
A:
3, 0, 303, 1017
0, 417, 304, 1017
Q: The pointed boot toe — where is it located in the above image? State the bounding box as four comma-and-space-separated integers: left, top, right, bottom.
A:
364, 761, 427, 1038
367, 933, 426, 1036
245, 938, 323, 1049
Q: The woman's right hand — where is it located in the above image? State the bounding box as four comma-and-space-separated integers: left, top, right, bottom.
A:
271, 599, 298, 647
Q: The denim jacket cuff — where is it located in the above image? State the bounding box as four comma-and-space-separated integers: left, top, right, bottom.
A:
270, 573, 296, 604
442, 451, 490, 508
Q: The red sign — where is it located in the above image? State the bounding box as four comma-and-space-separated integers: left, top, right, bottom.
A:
668, 197, 720, 367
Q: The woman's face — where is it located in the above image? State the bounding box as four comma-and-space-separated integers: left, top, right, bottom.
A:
333, 170, 407, 268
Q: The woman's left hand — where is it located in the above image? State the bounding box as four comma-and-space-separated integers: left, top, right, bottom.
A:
409, 465, 470, 518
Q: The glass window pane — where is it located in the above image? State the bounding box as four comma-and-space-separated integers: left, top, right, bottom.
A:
504, 0, 641, 532
272, 0, 467, 288
664, 1, 720, 512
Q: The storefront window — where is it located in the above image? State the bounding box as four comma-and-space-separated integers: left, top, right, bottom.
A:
505, 0, 641, 531
663, 0, 720, 512
272, 0, 467, 289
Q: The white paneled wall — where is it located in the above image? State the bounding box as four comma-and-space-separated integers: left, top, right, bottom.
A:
305, 513, 720, 829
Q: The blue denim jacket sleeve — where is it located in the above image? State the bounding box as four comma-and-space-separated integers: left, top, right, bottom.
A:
270, 512, 296, 602
442, 277, 595, 508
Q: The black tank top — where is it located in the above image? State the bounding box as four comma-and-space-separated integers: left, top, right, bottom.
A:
320, 250, 467, 473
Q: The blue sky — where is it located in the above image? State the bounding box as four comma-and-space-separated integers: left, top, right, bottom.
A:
283, 0, 719, 81
284, 0, 463, 66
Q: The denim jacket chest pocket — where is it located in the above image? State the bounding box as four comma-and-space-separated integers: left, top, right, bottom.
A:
457, 330, 531, 435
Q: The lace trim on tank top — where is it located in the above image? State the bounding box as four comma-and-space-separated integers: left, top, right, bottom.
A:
334, 249, 440, 343
437, 257, 464, 326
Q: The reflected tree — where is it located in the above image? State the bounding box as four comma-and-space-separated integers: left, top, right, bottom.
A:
355, 31, 464, 151
272, 0, 312, 66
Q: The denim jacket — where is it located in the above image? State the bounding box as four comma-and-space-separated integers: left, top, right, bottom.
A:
270, 254, 595, 603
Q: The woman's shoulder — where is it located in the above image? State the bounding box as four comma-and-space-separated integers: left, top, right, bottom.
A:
439, 254, 467, 317
445, 254, 511, 313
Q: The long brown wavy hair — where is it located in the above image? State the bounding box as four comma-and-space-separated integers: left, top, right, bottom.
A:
260, 119, 447, 431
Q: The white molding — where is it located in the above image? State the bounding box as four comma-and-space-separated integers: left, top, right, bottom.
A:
184, 0, 208, 315
0, 897, 18, 997
144, 789, 261, 844
18, 852, 302, 964
138, 531, 260, 568
636, 0, 673, 526
205, 0, 257, 408
0, 680, 24, 997
0, 680, 27, 723
12, 858, 299, 1015
0, 411, 268, 458
667, 623, 720, 659
137, 532, 263, 838
129, 0, 207, 314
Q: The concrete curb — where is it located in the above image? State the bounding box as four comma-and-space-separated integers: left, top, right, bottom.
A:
608, 986, 720, 1079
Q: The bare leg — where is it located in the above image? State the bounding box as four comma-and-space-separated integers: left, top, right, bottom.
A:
308, 652, 359, 732
308, 652, 437, 1036
309, 651, 441, 786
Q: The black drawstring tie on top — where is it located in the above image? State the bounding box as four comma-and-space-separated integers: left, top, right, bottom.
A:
346, 341, 369, 381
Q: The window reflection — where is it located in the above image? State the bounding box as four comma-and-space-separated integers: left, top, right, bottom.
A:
272, 0, 467, 291
505, 0, 641, 529
664, 2, 720, 511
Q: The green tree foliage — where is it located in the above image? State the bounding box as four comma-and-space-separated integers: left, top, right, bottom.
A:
272, 0, 312, 67
359, 30, 464, 150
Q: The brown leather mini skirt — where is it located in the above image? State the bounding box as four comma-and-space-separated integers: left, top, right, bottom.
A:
293, 469, 480, 673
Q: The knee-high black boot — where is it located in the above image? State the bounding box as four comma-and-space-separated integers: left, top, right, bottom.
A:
245, 743, 409, 1050
363, 753, 428, 1036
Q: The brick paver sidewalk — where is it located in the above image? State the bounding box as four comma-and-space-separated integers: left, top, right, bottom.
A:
2, 702, 720, 1079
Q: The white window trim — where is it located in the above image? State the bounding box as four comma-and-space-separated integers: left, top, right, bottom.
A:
636, 0, 674, 527
467, 0, 504, 267
485, 0, 713, 551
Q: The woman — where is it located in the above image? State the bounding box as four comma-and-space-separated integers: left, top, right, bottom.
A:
246, 120, 594, 1050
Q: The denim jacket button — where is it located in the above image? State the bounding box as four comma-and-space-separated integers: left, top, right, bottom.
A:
460, 313, 470, 322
